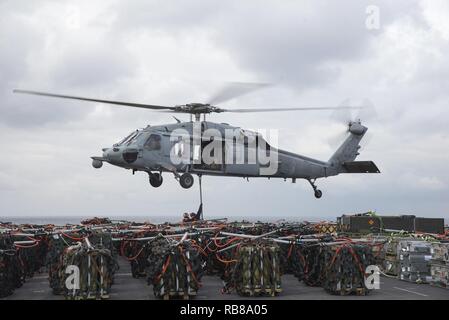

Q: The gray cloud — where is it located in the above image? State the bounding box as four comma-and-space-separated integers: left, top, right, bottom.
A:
111, 0, 423, 88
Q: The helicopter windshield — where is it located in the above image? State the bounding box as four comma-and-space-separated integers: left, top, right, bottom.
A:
115, 131, 138, 146
125, 132, 142, 146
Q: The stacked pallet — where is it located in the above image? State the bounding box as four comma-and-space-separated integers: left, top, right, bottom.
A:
46, 232, 117, 300
398, 240, 432, 283
47, 233, 81, 294
367, 236, 386, 267
383, 238, 402, 276
229, 242, 282, 297
0, 235, 22, 298
321, 244, 376, 296
64, 237, 117, 300
146, 236, 203, 300
0, 231, 48, 298
429, 242, 449, 289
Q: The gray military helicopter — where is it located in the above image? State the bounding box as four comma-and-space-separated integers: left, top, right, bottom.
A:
14, 85, 379, 199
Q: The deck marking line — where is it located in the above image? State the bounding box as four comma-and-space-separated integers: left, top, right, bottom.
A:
393, 287, 428, 297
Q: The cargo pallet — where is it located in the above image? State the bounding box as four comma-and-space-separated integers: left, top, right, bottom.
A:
161, 291, 197, 300
330, 287, 368, 296
238, 286, 282, 297
65, 293, 111, 300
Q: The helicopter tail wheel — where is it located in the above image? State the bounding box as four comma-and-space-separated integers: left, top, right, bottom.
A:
149, 173, 163, 188
179, 173, 194, 189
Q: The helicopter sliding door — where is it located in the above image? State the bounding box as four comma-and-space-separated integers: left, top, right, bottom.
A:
192, 122, 225, 173
192, 138, 225, 173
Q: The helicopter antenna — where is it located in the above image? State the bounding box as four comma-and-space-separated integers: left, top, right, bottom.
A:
172, 116, 181, 123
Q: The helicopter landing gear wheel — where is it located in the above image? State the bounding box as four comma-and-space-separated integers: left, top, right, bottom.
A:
180, 173, 194, 189
307, 179, 323, 199
149, 173, 163, 188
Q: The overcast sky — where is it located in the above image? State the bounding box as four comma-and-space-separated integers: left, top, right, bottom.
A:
1, 0, 449, 220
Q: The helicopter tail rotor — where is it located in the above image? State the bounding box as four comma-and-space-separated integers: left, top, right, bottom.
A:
328, 98, 378, 150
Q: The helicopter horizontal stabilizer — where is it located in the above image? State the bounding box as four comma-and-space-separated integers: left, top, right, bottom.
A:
342, 161, 380, 174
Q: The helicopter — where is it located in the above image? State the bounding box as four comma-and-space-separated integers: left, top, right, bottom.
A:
13, 84, 380, 199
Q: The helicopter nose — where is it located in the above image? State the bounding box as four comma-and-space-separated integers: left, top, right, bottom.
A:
102, 146, 124, 164
102, 148, 112, 161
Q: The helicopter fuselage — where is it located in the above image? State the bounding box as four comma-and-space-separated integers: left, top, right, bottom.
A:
92, 120, 379, 198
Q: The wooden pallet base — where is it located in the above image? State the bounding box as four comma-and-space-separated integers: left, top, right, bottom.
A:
160, 292, 197, 300
327, 288, 368, 296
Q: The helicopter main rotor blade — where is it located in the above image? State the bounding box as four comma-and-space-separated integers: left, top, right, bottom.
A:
223, 106, 363, 113
207, 82, 270, 105
13, 89, 176, 111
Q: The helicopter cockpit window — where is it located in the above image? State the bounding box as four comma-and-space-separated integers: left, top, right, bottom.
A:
144, 134, 161, 151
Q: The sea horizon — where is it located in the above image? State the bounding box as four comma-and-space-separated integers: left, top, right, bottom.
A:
2, 214, 447, 226
0, 214, 337, 225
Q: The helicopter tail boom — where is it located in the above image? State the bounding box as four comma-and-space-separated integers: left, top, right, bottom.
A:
328, 121, 379, 174
328, 121, 365, 163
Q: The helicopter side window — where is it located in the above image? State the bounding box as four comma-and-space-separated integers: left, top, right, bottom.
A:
144, 134, 161, 151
